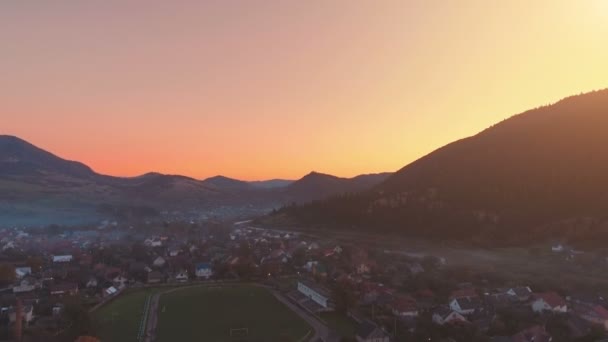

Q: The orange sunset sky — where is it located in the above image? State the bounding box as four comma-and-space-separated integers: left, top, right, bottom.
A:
2, 1, 607, 181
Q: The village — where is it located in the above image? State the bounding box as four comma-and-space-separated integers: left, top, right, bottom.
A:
0, 220, 606, 342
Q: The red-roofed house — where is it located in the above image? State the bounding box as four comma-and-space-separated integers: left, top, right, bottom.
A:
450, 288, 478, 301
531, 292, 567, 313
574, 304, 608, 331
390, 295, 418, 317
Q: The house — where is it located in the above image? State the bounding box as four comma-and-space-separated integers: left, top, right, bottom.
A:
573, 303, 608, 330
512, 325, 552, 342
52, 255, 73, 263
13, 277, 39, 294
405, 262, 424, 275
449, 288, 478, 300
174, 270, 188, 282
167, 246, 182, 257
9, 305, 34, 324
195, 263, 213, 279
86, 277, 98, 288
113, 275, 128, 288
432, 307, 468, 325
153, 256, 166, 267
507, 286, 533, 301
148, 271, 163, 284
103, 286, 118, 297
15, 267, 32, 279
50, 283, 79, 296
355, 320, 390, 342
390, 296, 418, 317
144, 237, 163, 247
297, 280, 333, 311
450, 296, 483, 315
531, 292, 567, 313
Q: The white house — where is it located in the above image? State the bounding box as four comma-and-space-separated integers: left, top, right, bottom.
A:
53, 255, 73, 263
86, 277, 98, 288
506, 286, 533, 301
432, 307, 467, 326
9, 305, 34, 324
174, 270, 189, 282
15, 267, 32, 279
449, 296, 482, 315
297, 280, 333, 311
195, 263, 213, 279
153, 256, 166, 267
531, 292, 567, 313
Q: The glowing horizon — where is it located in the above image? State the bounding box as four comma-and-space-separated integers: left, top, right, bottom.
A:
2, 1, 607, 181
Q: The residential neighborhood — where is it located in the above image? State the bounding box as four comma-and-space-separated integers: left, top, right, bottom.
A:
0, 220, 606, 342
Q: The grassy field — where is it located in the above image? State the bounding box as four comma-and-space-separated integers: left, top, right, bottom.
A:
94, 288, 163, 342
156, 285, 312, 342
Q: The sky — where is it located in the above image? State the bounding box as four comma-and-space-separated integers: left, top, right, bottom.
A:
1, 1, 607, 181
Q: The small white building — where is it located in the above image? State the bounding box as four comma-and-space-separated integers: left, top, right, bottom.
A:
195, 263, 213, 279
15, 267, 32, 279
432, 307, 467, 326
297, 280, 333, 311
153, 256, 166, 267
449, 296, 482, 315
174, 270, 189, 282
531, 292, 567, 313
52, 255, 73, 263
9, 305, 34, 324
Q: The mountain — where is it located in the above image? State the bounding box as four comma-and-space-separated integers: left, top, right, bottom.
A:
248, 179, 293, 189
285, 171, 392, 202
0, 136, 389, 226
0, 135, 95, 178
201, 175, 253, 191
271, 89, 608, 245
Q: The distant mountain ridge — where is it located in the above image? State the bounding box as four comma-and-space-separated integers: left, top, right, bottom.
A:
285, 171, 392, 202
271, 89, 608, 245
0, 135, 390, 226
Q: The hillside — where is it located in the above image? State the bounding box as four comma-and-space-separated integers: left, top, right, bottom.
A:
284, 172, 391, 202
0, 136, 388, 225
272, 89, 608, 245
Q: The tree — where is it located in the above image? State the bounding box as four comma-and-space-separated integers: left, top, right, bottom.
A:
0, 264, 15, 286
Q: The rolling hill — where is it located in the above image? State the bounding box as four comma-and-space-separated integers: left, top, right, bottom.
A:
0, 136, 389, 226
272, 89, 608, 245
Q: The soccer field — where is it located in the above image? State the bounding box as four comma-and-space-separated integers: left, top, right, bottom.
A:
156, 285, 312, 342
94, 288, 160, 342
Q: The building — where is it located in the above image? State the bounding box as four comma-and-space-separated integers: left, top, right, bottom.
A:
390, 296, 418, 317
573, 303, 608, 331
432, 307, 467, 326
15, 267, 32, 279
52, 255, 73, 263
507, 287, 533, 301
9, 305, 34, 324
195, 263, 213, 279
355, 320, 390, 342
153, 256, 166, 268
450, 296, 483, 315
297, 280, 333, 311
531, 292, 567, 313
50, 283, 79, 296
